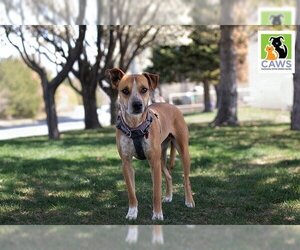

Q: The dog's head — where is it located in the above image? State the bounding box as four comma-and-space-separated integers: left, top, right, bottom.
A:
269, 36, 284, 48
106, 68, 159, 115
270, 14, 283, 25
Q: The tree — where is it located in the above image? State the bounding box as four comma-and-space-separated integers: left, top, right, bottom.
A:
5, 26, 86, 139
211, 0, 238, 126
33, 25, 111, 129
1, 0, 87, 24
291, 0, 300, 130
146, 26, 220, 112
2, 0, 181, 126
62, 26, 114, 129
189, 27, 220, 112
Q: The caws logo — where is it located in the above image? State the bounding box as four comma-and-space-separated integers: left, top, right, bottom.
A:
259, 31, 295, 73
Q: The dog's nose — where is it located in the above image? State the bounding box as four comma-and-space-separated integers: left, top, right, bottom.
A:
132, 101, 143, 113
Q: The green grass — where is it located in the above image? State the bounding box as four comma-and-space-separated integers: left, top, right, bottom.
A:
0, 108, 299, 224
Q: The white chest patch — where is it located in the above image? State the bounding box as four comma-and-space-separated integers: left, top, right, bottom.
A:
120, 134, 135, 157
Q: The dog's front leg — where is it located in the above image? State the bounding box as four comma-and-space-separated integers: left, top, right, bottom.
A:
122, 159, 138, 220
149, 156, 163, 221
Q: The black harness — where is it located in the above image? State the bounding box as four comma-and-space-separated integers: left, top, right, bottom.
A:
116, 111, 153, 160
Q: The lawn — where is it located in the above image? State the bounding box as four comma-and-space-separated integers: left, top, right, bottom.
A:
0, 107, 299, 224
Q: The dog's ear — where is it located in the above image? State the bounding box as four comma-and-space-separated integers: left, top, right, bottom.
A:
278, 36, 285, 41
269, 15, 274, 20
142, 72, 159, 91
106, 68, 125, 89
269, 36, 276, 41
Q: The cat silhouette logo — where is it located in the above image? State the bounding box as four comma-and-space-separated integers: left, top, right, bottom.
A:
259, 31, 295, 73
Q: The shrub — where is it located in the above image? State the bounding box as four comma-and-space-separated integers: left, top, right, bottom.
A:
0, 58, 42, 119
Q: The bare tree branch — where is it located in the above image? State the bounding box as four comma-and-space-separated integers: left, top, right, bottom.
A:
67, 75, 82, 95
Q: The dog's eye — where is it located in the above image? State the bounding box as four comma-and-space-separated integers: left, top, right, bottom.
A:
122, 89, 130, 95
141, 87, 148, 94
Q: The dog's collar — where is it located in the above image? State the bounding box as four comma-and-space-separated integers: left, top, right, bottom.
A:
116, 110, 153, 139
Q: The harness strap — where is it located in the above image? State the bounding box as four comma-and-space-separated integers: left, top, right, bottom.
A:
132, 137, 146, 160
116, 111, 153, 160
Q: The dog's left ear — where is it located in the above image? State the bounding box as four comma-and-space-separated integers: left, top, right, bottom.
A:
106, 68, 125, 89
143, 72, 159, 91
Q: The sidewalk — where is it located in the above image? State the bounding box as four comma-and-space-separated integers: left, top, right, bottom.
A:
0, 116, 85, 140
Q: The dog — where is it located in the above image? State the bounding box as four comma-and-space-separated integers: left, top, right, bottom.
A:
269, 36, 288, 59
270, 14, 283, 25
265, 45, 278, 61
106, 68, 195, 221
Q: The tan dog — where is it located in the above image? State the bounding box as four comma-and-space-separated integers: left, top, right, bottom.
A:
106, 68, 195, 221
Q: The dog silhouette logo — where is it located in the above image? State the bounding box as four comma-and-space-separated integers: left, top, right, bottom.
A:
259, 31, 295, 73
269, 36, 288, 59
270, 14, 284, 25
258, 7, 295, 25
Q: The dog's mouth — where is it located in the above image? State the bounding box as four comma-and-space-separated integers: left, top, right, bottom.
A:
132, 108, 143, 115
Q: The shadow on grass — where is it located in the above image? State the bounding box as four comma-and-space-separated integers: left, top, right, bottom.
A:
189, 122, 300, 152
187, 122, 300, 224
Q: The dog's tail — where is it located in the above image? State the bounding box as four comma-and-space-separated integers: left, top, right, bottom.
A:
168, 142, 176, 170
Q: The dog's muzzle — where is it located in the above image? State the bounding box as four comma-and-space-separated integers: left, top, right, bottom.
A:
132, 101, 143, 114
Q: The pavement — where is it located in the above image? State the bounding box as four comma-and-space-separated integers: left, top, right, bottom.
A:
0, 106, 111, 140
0, 117, 85, 140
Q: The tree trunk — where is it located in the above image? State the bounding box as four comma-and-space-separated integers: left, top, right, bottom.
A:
82, 81, 101, 129
203, 80, 212, 112
42, 80, 59, 139
212, 25, 238, 126
214, 84, 220, 109
110, 90, 119, 125
291, 24, 300, 130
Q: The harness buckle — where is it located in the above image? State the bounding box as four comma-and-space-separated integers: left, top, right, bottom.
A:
126, 130, 132, 138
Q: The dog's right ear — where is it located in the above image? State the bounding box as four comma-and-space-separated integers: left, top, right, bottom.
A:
105, 68, 125, 89
269, 36, 276, 41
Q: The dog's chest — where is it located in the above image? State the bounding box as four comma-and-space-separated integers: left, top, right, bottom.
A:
119, 134, 151, 159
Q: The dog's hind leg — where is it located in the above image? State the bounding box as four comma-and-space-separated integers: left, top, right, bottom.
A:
168, 141, 176, 171
161, 143, 173, 203
173, 128, 195, 208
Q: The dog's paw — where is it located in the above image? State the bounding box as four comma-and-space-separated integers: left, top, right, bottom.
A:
152, 211, 164, 221
185, 200, 195, 208
125, 226, 138, 244
162, 195, 173, 203
126, 207, 138, 220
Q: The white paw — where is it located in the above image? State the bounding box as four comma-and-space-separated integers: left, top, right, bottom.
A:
152, 211, 164, 221
125, 226, 138, 244
162, 195, 173, 203
185, 200, 195, 208
126, 207, 138, 220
